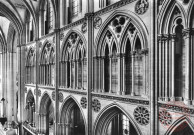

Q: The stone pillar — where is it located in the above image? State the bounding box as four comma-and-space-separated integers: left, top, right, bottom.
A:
101, 56, 105, 93
183, 29, 193, 105
117, 53, 122, 95
164, 35, 169, 101
131, 53, 135, 96
171, 34, 176, 101
82, 58, 84, 89
122, 54, 126, 95
158, 35, 162, 100
109, 55, 112, 93
65, 123, 70, 135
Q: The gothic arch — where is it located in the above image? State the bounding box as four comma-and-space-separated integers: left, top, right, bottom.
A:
0, 2, 23, 43
39, 40, 55, 64
93, 103, 142, 135
95, 10, 148, 56
165, 116, 194, 135
187, 0, 194, 28
60, 29, 87, 61
38, 92, 54, 115
59, 95, 87, 135
26, 89, 35, 105
158, 0, 187, 34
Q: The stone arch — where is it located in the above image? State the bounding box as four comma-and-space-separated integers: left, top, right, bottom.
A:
187, 0, 194, 28
39, 39, 55, 64
165, 116, 194, 135
26, 89, 35, 106
59, 95, 86, 135
158, 0, 187, 34
93, 103, 142, 135
39, 92, 54, 114
95, 10, 148, 57
60, 29, 87, 61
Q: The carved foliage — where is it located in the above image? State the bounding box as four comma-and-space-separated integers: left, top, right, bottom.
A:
135, 0, 149, 15
92, 99, 101, 112
80, 97, 87, 109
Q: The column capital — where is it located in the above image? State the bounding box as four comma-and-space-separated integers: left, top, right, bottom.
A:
182, 28, 194, 38
170, 34, 177, 40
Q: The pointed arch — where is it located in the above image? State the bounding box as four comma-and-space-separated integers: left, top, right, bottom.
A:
39, 92, 54, 114
165, 116, 194, 135
59, 95, 86, 135
26, 89, 34, 104
93, 103, 142, 135
158, 0, 187, 34
95, 10, 148, 56
60, 29, 87, 61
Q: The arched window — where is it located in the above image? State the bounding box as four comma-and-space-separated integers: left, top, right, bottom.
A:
60, 33, 87, 90
39, 42, 55, 86
26, 49, 35, 84
25, 91, 35, 127
125, 39, 132, 95
42, 0, 53, 35
96, 16, 147, 96
104, 44, 110, 92
174, 18, 184, 98
111, 43, 118, 93
26, 11, 34, 42
133, 37, 144, 96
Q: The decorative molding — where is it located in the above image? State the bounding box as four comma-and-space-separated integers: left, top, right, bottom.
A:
24, 87, 27, 93
159, 109, 172, 126
80, 97, 87, 109
59, 88, 87, 95
81, 21, 87, 33
94, 0, 137, 17
135, 0, 149, 15
133, 106, 149, 125
60, 33, 64, 41
52, 91, 55, 101
37, 89, 41, 97
94, 16, 102, 29
92, 93, 149, 105
14, 4, 26, 9
60, 18, 85, 32
58, 92, 64, 103
92, 99, 101, 112
158, 103, 194, 115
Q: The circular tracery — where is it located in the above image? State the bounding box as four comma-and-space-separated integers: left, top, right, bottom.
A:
133, 106, 149, 125
159, 109, 172, 126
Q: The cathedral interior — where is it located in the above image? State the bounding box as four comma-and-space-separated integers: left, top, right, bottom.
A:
0, 0, 193, 135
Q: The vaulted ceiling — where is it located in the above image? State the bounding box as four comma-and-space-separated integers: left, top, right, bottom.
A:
0, 0, 42, 52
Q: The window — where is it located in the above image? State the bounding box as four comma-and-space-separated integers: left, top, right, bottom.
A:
39, 43, 55, 86
72, 0, 78, 16
26, 49, 35, 84
60, 33, 87, 90
44, 0, 53, 35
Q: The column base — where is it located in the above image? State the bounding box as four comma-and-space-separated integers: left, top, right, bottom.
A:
131, 92, 135, 96
170, 97, 175, 101
122, 91, 126, 95
101, 89, 105, 93
184, 99, 192, 105
117, 91, 121, 95
164, 97, 170, 101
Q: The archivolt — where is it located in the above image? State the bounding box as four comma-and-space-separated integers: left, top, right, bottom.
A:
93, 103, 142, 135
95, 10, 148, 57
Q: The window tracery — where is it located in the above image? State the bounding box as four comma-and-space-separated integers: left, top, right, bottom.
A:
26, 48, 35, 84
39, 42, 55, 86
60, 32, 87, 90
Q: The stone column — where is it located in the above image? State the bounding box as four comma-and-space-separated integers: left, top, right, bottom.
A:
171, 34, 176, 101
183, 29, 193, 105
101, 56, 105, 93
82, 58, 84, 89
109, 55, 112, 93
158, 35, 162, 100
65, 123, 70, 135
122, 54, 126, 95
164, 35, 169, 101
131, 52, 135, 96
117, 53, 122, 95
